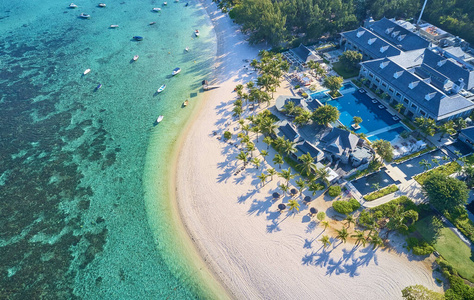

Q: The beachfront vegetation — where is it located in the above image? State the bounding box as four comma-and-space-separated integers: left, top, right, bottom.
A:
421, 171, 468, 215
372, 139, 394, 162
316, 211, 326, 221
363, 185, 399, 201
312, 104, 340, 126
323, 76, 343, 98
401, 285, 444, 300
332, 198, 360, 215
336, 227, 349, 243
414, 117, 436, 137
319, 235, 331, 248
327, 186, 341, 197
224, 131, 232, 140
415, 161, 461, 185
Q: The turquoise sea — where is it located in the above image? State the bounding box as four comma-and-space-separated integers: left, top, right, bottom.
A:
0, 0, 220, 298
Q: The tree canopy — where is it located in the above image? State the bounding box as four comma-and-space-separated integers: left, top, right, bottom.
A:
312, 104, 340, 126
323, 76, 343, 96
339, 50, 362, 70
401, 285, 444, 300
422, 171, 469, 215
372, 139, 394, 162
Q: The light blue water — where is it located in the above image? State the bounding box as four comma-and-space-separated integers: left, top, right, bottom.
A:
0, 0, 220, 298
312, 84, 405, 142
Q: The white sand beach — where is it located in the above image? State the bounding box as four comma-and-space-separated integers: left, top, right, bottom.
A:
175, 1, 443, 298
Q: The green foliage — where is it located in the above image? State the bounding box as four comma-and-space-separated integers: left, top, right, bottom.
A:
332, 61, 360, 79
339, 50, 362, 71
316, 211, 326, 221
363, 185, 399, 201
372, 139, 394, 162
415, 161, 461, 185
327, 186, 341, 197
347, 158, 383, 180
323, 76, 343, 96
421, 171, 468, 215
445, 275, 474, 300
332, 198, 360, 215
405, 237, 434, 256
312, 104, 340, 126
401, 284, 444, 300
223, 131, 232, 140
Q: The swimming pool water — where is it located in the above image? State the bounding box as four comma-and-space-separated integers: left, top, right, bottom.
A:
312, 84, 406, 142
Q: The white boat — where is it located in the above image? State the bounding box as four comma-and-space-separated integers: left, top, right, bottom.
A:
79, 13, 90, 19
157, 84, 166, 93
172, 67, 181, 76
152, 7, 161, 11
175, 0, 179, 2
194, 29, 199, 37
163, 2, 168, 5
69, 3, 78, 8
98, 3, 106, 7
156, 115, 164, 123
185, 47, 189, 52
110, 24, 119, 28
83, 68, 91, 75
133, 55, 139, 61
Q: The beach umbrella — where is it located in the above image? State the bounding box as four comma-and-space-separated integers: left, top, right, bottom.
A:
278, 204, 286, 211
304, 196, 312, 203
272, 192, 280, 199
310, 207, 318, 215
290, 188, 298, 196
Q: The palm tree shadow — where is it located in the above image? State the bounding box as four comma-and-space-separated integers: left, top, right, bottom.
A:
312, 247, 332, 268
302, 251, 317, 265
216, 169, 233, 183
266, 214, 289, 233
303, 238, 315, 249
305, 220, 317, 233
247, 197, 273, 216
237, 189, 257, 204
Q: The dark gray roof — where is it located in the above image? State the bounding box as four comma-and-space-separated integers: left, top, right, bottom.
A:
278, 123, 299, 141
368, 17, 430, 51
461, 126, 474, 141
296, 141, 321, 160
321, 128, 359, 154
421, 48, 474, 90
291, 44, 320, 63
341, 27, 401, 59
361, 58, 474, 119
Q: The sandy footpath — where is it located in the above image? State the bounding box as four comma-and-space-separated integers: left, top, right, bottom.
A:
175, 1, 443, 298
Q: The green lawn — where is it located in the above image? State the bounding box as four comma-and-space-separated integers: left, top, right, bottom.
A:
414, 161, 461, 185
415, 216, 474, 281
465, 153, 474, 165
331, 61, 359, 79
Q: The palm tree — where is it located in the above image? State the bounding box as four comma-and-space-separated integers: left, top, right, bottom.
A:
352, 116, 362, 127
279, 184, 289, 196
368, 233, 384, 249
235, 84, 244, 94
431, 158, 440, 167
279, 168, 295, 187
251, 157, 261, 169
295, 178, 306, 194
298, 153, 317, 177
438, 120, 456, 141
351, 230, 367, 247
247, 81, 254, 90
308, 181, 323, 196
281, 139, 296, 157
242, 124, 250, 135
267, 168, 277, 181
273, 154, 284, 169
319, 235, 331, 248
246, 142, 256, 157
232, 106, 243, 119
257, 172, 268, 187
273, 136, 286, 154
238, 119, 245, 130
371, 182, 381, 192
321, 221, 330, 230
419, 159, 431, 171
260, 150, 269, 163
263, 136, 273, 150
287, 199, 300, 213
251, 125, 261, 142
236, 151, 247, 166
345, 215, 355, 228
336, 227, 349, 244
316, 168, 330, 187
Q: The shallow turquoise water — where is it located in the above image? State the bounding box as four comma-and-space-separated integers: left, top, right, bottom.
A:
0, 0, 216, 298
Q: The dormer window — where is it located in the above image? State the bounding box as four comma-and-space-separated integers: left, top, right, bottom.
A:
368, 38, 376, 45
385, 27, 394, 34
379, 61, 389, 69
380, 46, 388, 53
393, 71, 403, 79
356, 31, 365, 38
409, 81, 419, 89
397, 34, 406, 41
425, 92, 436, 101
391, 31, 400, 38
437, 59, 447, 67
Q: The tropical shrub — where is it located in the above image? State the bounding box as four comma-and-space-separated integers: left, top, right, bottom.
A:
328, 186, 341, 197
406, 237, 434, 256
223, 131, 232, 140
332, 198, 360, 215
363, 185, 398, 201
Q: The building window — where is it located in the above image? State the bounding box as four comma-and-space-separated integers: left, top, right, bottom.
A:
381, 83, 387, 88
396, 92, 401, 97
411, 103, 417, 109
388, 88, 394, 93
403, 98, 409, 104
420, 110, 426, 116
369, 73, 374, 78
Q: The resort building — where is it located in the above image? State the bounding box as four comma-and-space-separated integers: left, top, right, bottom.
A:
275, 121, 300, 142
295, 140, 324, 162
320, 127, 372, 166
290, 44, 323, 65
275, 95, 309, 112
459, 126, 474, 149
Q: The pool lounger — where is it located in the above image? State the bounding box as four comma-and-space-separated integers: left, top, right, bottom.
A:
359, 89, 365, 93
393, 116, 399, 121
378, 105, 385, 109
372, 100, 378, 103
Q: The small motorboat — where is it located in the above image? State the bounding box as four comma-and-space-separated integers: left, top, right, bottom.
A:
110, 24, 119, 28
98, 3, 106, 7
183, 100, 189, 107
185, 47, 189, 52
95, 83, 102, 90
175, 0, 179, 2
79, 13, 91, 19
172, 67, 181, 76
133, 55, 139, 61
83, 68, 91, 75
163, 2, 168, 5
157, 84, 166, 93
149, 22, 156, 25
132, 36, 143, 41
194, 29, 200, 37
156, 115, 164, 123
152, 7, 161, 12
69, 3, 78, 8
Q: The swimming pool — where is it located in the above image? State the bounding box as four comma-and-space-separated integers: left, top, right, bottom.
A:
351, 168, 400, 195
311, 83, 406, 142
